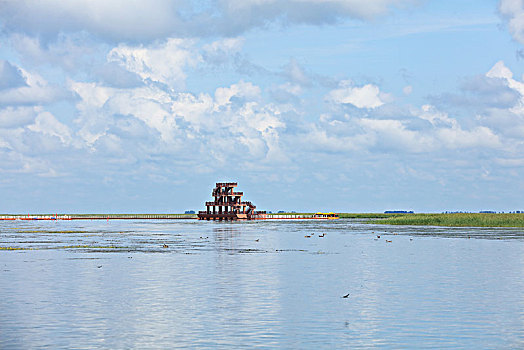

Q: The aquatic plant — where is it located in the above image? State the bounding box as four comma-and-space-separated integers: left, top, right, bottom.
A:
375, 213, 524, 227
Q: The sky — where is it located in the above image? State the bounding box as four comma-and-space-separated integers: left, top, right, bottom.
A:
0, 0, 523, 214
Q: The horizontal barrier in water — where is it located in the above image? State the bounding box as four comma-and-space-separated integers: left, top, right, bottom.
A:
0, 214, 197, 220
0, 214, 337, 221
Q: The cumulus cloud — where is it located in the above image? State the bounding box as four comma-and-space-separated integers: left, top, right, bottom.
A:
0, 0, 416, 42
499, 0, 524, 44
27, 111, 73, 145
304, 98, 504, 155
326, 81, 388, 109
108, 39, 199, 90
427, 60, 524, 120
486, 60, 514, 80
0, 0, 184, 42
0, 106, 37, 129
459, 75, 520, 108
0, 68, 67, 106
69, 75, 286, 165
202, 38, 245, 65
282, 59, 311, 86
92, 62, 144, 88
269, 82, 303, 103
214, 81, 261, 106
0, 60, 27, 90
474, 61, 524, 142
485, 61, 524, 107
0, 107, 77, 177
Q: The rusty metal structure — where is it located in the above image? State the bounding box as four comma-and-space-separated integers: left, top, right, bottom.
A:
198, 182, 266, 221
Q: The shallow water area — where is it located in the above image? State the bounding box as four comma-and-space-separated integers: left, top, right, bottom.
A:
1, 219, 524, 348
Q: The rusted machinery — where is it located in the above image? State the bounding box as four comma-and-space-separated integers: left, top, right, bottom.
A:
197, 182, 266, 221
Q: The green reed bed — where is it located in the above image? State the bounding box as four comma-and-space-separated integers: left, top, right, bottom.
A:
375, 213, 524, 227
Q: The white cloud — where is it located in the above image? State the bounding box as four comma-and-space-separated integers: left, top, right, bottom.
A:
0, 60, 27, 90
475, 61, 524, 146
499, 0, 524, 44
202, 38, 245, 65
326, 82, 387, 109
269, 82, 303, 103
108, 39, 198, 89
486, 61, 524, 108
305, 101, 503, 154
0, 72, 65, 106
9, 33, 98, 72
69, 74, 286, 165
358, 118, 436, 151
214, 81, 261, 107
0, 106, 37, 128
435, 125, 500, 149
0, 107, 77, 177
0, 0, 416, 42
28, 111, 73, 145
0, 0, 184, 42
487, 60, 514, 80
283, 59, 311, 86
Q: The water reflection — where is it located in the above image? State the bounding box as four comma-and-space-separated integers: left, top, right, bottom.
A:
1, 219, 524, 348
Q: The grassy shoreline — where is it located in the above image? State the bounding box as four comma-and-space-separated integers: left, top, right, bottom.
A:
366, 213, 524, 228
2, 212, 523, 227
264, 212, 524, 227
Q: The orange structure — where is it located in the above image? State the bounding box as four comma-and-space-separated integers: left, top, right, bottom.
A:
198, 182, 266, 221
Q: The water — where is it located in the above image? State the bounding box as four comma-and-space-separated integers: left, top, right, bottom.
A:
1, 219, 523, 348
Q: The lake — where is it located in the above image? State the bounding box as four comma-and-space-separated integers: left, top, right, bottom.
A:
1, 219, 523, 348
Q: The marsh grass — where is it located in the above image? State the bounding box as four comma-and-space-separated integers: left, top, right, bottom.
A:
375, 213, 524, 227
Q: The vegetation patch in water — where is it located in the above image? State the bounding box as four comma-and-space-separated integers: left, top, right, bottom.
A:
0, 245, 123, 251
0, 246, 32, 250
375, 213, 524, 227
15, 230, 94, 234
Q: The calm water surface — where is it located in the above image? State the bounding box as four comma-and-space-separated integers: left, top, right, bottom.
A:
1, 219, 523, 348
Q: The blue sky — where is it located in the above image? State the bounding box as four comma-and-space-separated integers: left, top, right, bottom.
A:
0, 0, 523, 213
